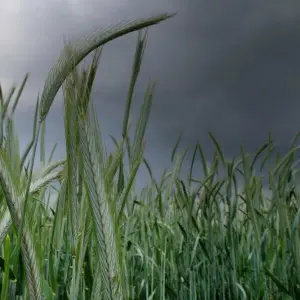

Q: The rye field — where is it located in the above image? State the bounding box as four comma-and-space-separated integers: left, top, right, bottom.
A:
0, 12, 300, 300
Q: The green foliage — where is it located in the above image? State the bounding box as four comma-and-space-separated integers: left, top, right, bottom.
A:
1, 10, 300, 300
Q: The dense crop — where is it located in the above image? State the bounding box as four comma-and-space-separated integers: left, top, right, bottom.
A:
0, 11, 300, 300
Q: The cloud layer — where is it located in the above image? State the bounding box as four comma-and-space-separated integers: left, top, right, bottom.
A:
1, 0, 300, 186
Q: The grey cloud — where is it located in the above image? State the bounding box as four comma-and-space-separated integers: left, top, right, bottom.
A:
2, 0, 300, 188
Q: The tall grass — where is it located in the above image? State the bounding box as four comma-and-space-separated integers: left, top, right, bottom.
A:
0, 11, 300, 300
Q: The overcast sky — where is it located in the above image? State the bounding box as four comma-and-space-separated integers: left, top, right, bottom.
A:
1, 0, 300, 189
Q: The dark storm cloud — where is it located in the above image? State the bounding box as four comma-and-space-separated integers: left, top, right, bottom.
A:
137, 1, 300, 161
2, 0, 300, 187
